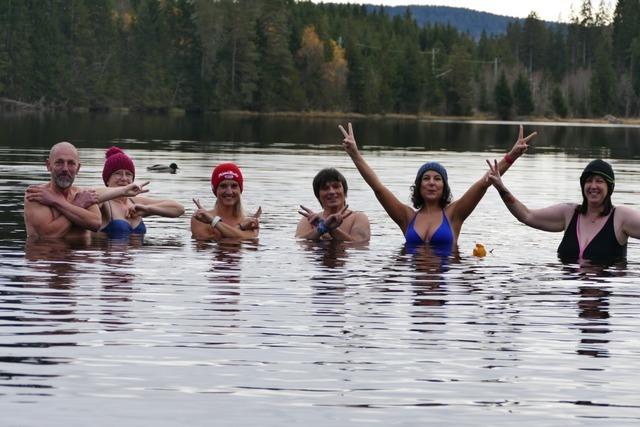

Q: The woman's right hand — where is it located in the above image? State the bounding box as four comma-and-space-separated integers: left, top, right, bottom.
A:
298, 205, 322, 226
338, 122, 359, 157
192, 198, 214, 224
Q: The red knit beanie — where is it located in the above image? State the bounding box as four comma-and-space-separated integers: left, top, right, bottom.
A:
211, 162, 243, 193
102, 147, 135, 185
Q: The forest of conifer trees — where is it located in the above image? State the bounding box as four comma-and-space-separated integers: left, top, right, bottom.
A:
1, 0, 640, 119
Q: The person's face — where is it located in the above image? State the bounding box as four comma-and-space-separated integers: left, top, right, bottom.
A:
46, 146, 80, 190
214, 179, 241, 206
420, 170, 444, 202
107, 169, 134, 187
319, 180, 346, 209
583, 174, 608, 206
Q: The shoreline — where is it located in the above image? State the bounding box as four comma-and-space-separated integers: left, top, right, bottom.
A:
2, 106, 639, 126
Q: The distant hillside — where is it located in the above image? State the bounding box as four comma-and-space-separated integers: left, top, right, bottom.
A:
365, 5, 545, 38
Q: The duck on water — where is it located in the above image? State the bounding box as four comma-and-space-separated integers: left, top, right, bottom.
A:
147, 163, 179, 173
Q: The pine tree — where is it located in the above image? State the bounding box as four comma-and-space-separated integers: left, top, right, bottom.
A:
590, 41, 615, 115
494, 71, 513, 119
445, 43, 473, 115
256, 0, 304, 111
551, 85, 568, 117
612, 0, 640, 70
513, 73, 534, 116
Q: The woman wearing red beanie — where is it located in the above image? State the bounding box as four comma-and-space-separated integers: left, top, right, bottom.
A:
96, 147, 185, 238
191, 162, 261, 240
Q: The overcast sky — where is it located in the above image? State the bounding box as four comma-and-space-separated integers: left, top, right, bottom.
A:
311, 1, 614, 22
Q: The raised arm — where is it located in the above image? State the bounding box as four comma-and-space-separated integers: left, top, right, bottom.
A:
339, 123, 413, 230
450, 125, 537, 223
486, 159, 571, 232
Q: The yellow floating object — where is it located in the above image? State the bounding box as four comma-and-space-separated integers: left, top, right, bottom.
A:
473, 243, 487, 257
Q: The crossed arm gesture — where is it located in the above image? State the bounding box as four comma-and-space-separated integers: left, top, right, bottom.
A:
192, 199, 261, 240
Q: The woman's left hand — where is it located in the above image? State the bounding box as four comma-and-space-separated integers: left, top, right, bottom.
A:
240, 206, 262, 231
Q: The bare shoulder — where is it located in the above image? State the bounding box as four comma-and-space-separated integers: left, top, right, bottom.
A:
349, 210, 370, 224
24, 182, 47, 194
614, 205, 640, 219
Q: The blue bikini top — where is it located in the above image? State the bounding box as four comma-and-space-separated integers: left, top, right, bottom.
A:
100, 200, 147, 238
101, 219, 146, 238
405, 210, 454, 248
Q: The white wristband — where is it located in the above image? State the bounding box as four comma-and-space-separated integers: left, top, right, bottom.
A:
211, 215, 222, 229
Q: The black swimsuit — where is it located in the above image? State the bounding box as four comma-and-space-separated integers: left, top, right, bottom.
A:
557, 208, 626, 262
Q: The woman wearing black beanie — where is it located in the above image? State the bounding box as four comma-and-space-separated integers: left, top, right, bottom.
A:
486, 158, 640, 263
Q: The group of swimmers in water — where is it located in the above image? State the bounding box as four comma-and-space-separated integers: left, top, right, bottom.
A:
23, 123, 640, 263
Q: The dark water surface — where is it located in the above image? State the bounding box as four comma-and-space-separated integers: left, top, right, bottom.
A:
1, 114, 640, 426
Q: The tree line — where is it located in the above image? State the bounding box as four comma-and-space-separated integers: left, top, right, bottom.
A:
1, 0, 639, 119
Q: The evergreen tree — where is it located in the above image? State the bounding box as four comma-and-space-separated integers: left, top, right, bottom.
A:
256, 0, 304, 111
494, 71, 513, 119
590, 40, 615, 115
551, 85, 568, 117
345, 39, 366, 112
29, 0, 68, 103
396, 42, 424, 113
513, 73, 534, 116
521, 12, 547, 73
166, 0, 204, 111
444, 44, 473, 115
612, 0, 640, 70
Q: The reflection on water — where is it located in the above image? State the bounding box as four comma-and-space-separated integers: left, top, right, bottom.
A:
2, 117, 640, 425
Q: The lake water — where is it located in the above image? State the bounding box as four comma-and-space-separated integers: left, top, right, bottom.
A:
1, 114, 640, 426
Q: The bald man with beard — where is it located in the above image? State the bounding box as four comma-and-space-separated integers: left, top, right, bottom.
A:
24, 142, 102, 239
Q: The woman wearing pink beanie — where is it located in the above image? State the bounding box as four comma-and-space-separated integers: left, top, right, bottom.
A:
191, 162, 261, 240
97, 147, 185, 238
